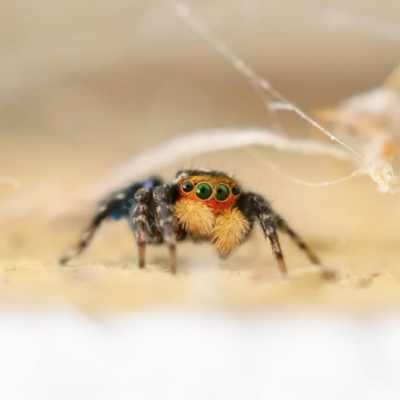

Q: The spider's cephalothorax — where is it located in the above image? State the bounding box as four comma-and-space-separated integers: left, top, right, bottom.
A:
60, 170, 320, 276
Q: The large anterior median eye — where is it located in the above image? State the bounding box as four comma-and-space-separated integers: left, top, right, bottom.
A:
196, 183, 213, 200
182, 181, 194, 193
215, 184, 229, 201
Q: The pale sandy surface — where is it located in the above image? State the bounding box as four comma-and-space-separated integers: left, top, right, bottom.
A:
1, 0, 400, 315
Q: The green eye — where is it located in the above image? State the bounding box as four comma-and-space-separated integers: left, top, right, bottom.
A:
215, 184, 229, 201
196, 183, 213, 200
182, 181, 194, 193
231, 185, 241, 196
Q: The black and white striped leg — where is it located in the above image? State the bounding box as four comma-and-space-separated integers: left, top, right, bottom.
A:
59, 203, 113, 265
59, 179, 161, 266
273, 213, 321, 265
245, 193, 288, 277
259, 214, 287, 277
130, 188, 151, 269
153, 185, 178, 274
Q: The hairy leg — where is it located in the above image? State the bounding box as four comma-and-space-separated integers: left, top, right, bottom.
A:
257, 211, 288, 277
241, 193, 288, 276
238, 192, 321, 275
59, 180, 157, 265
153, 185, 178, 274
130, 188, 152, 269
272, 212, 321, 265
59, 209, 108, 265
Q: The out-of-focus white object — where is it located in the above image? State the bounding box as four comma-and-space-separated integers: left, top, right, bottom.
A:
321, 9, 400, 44
1, 308, 400, 400
84, 128, 350, 201
0, 177, 20, 188
317, 66, 400, 193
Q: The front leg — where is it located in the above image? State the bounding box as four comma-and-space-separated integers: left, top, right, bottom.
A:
253, 195, 288, 276
129, 188, 152, 269
238, 193, 287, 276
239, 192, 321, 277
153, 185, 178, 274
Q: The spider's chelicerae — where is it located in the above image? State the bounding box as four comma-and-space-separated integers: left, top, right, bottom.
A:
60, 170, 320, 276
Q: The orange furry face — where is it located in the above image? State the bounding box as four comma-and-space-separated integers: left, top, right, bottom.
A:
176, 174, 241, 214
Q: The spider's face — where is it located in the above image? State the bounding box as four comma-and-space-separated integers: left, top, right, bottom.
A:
172, 170, 243, 242
176, 172, 241, 213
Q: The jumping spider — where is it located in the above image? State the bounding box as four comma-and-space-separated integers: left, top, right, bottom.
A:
60, 170, 320, 276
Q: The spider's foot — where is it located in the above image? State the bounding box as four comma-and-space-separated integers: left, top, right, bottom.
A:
169, 245, 177, 274
320, 267, 338, 282
59, 249, 77, 266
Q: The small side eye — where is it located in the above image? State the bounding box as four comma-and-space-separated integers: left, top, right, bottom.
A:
182, 181, 194, 193
231, 185, 241, 196
196, 183, 213, 200
215, 184, 230, 201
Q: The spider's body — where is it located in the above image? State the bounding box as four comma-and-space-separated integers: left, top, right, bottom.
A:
60, 170, 320, 276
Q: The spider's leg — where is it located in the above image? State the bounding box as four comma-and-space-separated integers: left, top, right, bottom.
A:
59, 214, 104, 265
272, 213, 321, 265
59, 180, 155, 265
153, 185, 178, 274
130, 188, 152, 269
239, 193, 287, 276
59, 193, 128, 265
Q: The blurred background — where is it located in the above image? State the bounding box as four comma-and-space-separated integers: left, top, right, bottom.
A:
1, 1, 400, 398
1, 0, 399, 183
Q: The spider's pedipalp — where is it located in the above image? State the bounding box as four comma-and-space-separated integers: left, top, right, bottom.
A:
154, 185, 178, 274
